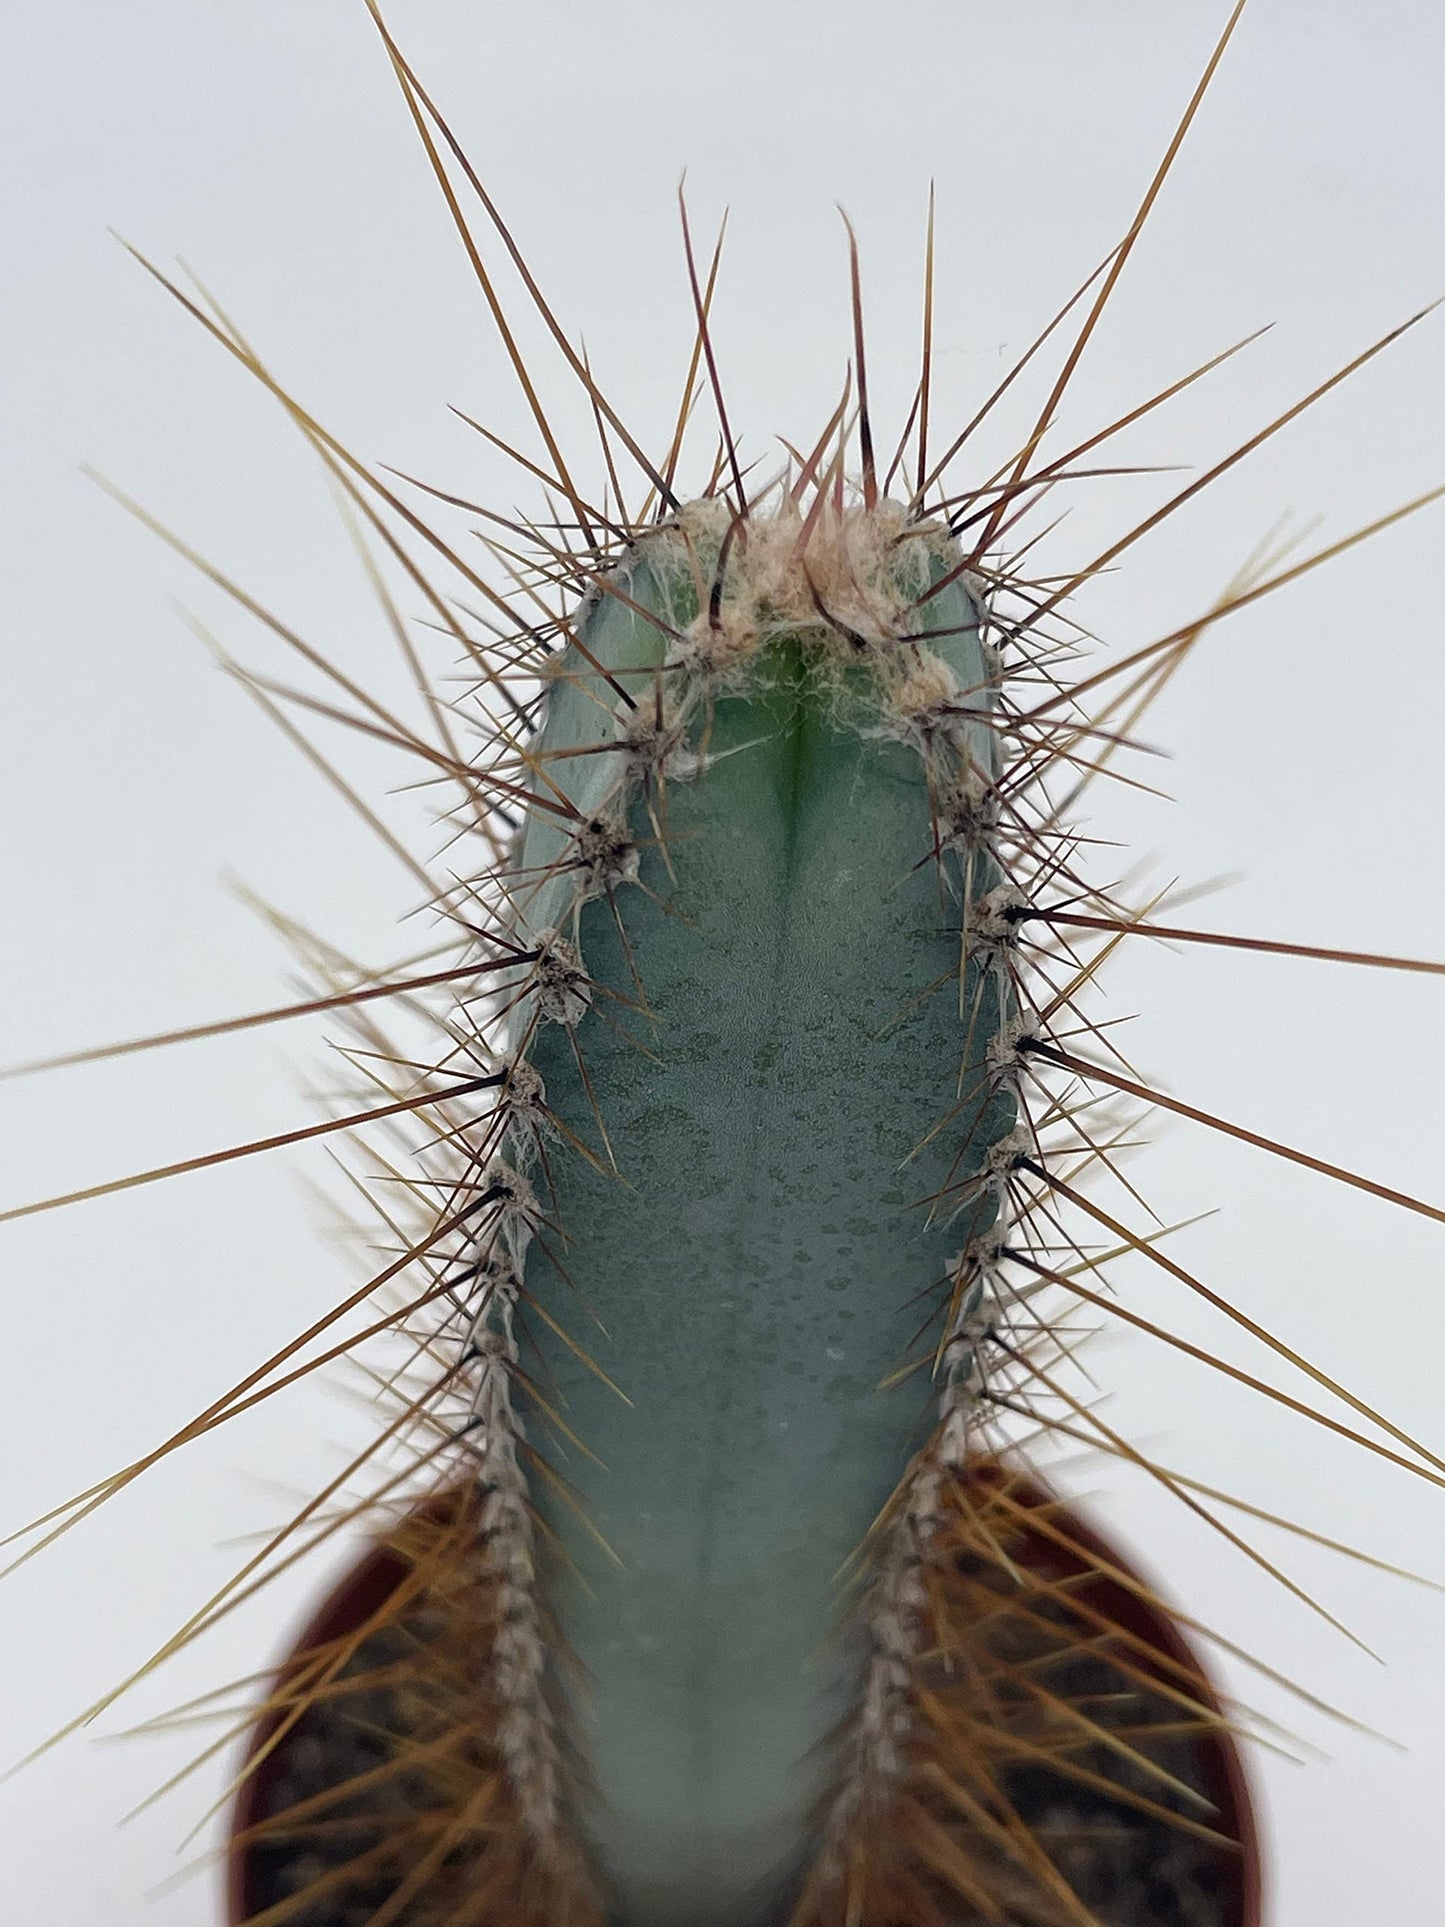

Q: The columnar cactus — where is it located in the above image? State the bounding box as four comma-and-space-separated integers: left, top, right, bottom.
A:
496, 496, 1018, 1922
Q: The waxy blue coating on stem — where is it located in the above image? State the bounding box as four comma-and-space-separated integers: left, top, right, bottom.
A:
506, 510, 1016, 1926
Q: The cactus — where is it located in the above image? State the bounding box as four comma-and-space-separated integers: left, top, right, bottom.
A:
4, 5, 1445, 1926
496, 497, 1018, 1922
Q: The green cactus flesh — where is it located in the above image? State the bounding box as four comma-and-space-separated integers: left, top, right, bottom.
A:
501, 498, 1020, 1924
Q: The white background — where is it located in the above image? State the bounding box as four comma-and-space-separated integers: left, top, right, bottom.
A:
2, 2, 1444, 1921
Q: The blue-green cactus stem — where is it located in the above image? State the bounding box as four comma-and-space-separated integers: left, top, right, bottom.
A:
500, 500, 1019, 1926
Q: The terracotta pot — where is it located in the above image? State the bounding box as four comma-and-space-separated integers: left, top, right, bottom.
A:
226, 1519, 428, 1927
960, 1462, 1263, 1927
226, 1471, 1262, 1925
